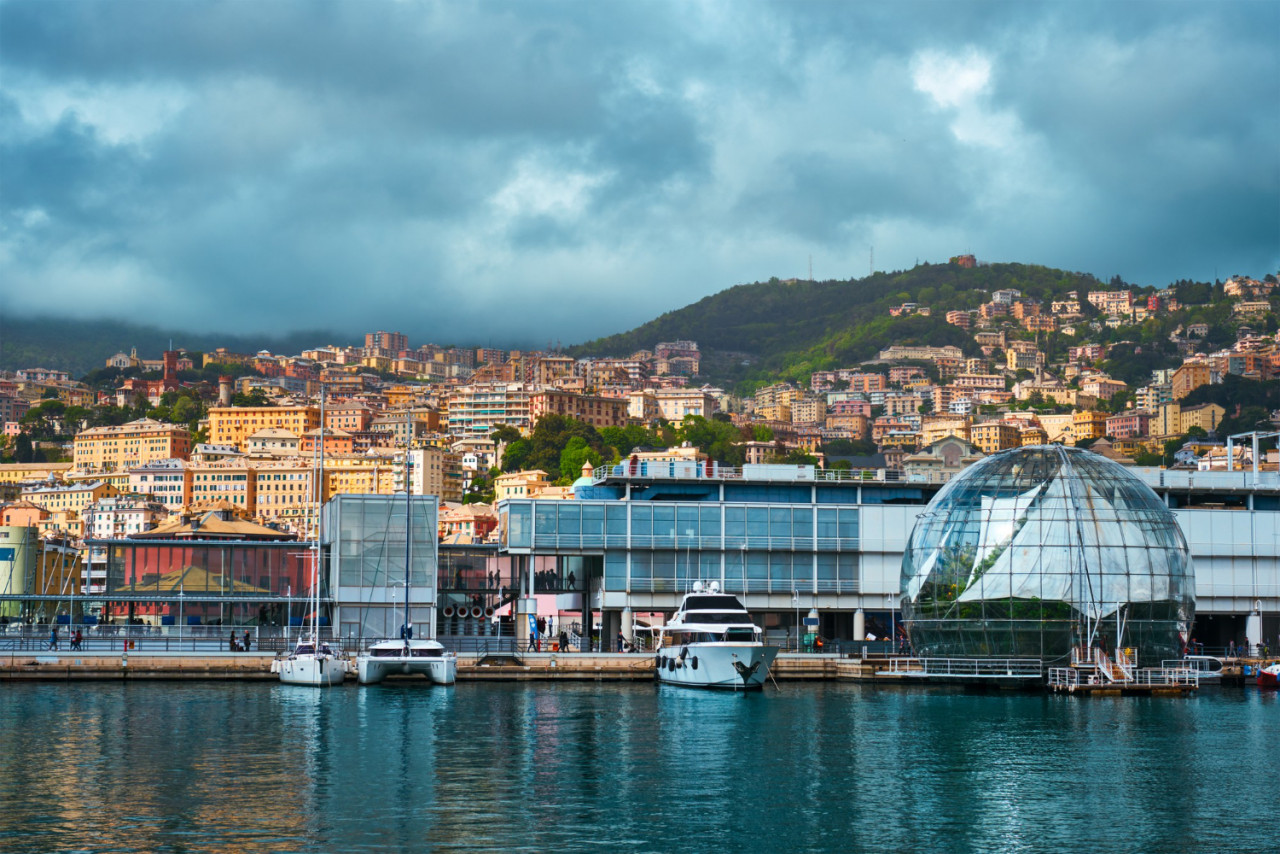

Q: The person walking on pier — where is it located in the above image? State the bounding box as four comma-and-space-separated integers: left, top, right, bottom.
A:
71, 629, 83, 651
48, 626, 59, 651
243, 630, 251, 652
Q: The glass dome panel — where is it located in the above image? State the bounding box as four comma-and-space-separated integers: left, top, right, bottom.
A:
900, 446, 1194, 667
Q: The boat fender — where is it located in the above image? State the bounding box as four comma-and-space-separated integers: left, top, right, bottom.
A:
668, 658, 676, 672
691, 656, 698, 670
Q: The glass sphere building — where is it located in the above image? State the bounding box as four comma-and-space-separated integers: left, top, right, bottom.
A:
901, 446, 1194, 667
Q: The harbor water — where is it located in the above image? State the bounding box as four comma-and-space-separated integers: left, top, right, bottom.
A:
1, 682, 1276, 853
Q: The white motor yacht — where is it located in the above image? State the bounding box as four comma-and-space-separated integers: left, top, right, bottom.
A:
357, 637, 457, 685
647, 582, 778, 690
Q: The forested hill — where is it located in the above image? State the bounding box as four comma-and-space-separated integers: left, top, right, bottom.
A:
570, 262, 1106, 389
0, 316, 341, 377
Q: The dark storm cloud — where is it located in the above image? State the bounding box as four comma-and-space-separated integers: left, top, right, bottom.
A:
0, 0, 1275, 345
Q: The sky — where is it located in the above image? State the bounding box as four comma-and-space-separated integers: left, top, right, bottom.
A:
1, 0, 1277, 349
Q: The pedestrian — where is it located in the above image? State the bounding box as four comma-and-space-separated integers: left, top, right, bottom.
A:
72, 629, 83, 651
617, 631, 625, 652
243, 630, 251, 652
229, 630, 238, 652
48, 626, 59, 651
1228, 639, 1236, 658
559, 630, 569, 653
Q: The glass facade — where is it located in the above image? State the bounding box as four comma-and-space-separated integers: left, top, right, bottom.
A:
326, 494, 438, 639
501, 500, 860, 595
901, 446, 1194, 666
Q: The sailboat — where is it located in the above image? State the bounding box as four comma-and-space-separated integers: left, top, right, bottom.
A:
273, 388, 347, 686
356, 442, 456, 686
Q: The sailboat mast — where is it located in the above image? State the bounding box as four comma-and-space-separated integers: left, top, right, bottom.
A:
403, 411, 412, 638
314, 386, 326, 643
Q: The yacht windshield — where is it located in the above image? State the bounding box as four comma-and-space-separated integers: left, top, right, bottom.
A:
682, 612, 750, 624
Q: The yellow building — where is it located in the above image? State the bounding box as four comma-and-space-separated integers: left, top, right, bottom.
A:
324, 455, 398, 499
0, 463, 75, 485
1178, 403, 1225, 435
73, 418, 192, 473
970, 422, 1022, 454
1020, 426, 1049, 446
919, 415, 971, 446
1072, 410, 1109, 443
20, 480, 120, 516
207, 405, 321, 452
188, 461, 255, 512
252, 461, 317, 523
494, 470, 552, 501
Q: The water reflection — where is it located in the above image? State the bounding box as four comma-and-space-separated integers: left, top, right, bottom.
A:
0, 683, 1276, 853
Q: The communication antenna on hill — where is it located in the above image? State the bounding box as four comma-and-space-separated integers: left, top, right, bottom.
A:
808, 255, 813, 282
869, 247, 874, 277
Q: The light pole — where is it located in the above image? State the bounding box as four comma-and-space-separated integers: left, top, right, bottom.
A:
792, 589, 799, 652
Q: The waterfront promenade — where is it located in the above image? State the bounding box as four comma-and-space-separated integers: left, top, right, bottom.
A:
3, 647, 1269, 686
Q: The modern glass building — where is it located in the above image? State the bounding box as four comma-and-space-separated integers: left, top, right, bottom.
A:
326, 493, 438, 639
498, 461, 932, 645
900, 446, 1194, 667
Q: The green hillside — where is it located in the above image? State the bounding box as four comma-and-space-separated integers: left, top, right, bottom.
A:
570, 261, 1105, 390
0, 316, 345, 378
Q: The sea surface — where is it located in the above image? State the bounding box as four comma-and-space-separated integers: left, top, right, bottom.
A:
0, 680, 1276, 853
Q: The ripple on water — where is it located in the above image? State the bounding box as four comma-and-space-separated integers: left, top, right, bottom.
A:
0, 682, 1276, 853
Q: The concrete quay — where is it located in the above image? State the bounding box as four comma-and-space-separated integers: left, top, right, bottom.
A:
0, 650, 859, 683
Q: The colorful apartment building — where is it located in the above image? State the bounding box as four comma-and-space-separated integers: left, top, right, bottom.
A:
447, 384, 531, 437
73, 418, 192, 473
970, 422, 1021, 454
1072, 410, 1109, 443
128, 459, 192, 511
1171, 361, 1213, 401
529, 390, 629, 431
1105, 411, 1152, 440
207, 405, 321, 452
21, 480, 120, 516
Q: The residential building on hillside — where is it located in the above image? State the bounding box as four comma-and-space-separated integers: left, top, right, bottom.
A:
73, 418, 192, 473
207, 405, 321, 452
128, 459, 191, 511
21, 480, 120, 516
529, 390, 629, 431
447, 384, 531, 437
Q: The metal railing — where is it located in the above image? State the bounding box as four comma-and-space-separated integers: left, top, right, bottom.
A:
899, 657, 1044, 678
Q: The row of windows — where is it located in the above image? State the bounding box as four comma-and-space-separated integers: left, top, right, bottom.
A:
504, 501, 860, 551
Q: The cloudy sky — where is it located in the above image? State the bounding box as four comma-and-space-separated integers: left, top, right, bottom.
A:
2, 1, 1276, 348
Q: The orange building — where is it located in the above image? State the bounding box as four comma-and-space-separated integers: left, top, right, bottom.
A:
207, 406, 321, 452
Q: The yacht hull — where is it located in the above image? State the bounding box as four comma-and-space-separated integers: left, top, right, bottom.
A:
273, 654, 347, 687
654, 643, 778, 690
356, 641, 457, 685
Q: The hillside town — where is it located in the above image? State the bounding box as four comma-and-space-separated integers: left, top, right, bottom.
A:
1, 269, 1279, 602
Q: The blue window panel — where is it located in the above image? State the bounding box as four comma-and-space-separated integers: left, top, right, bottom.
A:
604, 552, 627, 591
557, 504, 581, 537
815, 486, 861, 505
699, 506, 721, 541
535, 504, 557, 538
508, 504, 532, 549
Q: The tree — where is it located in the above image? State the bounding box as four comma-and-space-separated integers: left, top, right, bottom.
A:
13, 433, 33, 463
559, 436, 603, 483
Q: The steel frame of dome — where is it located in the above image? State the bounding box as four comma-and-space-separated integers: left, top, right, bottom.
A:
900, 445, 1194, 668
